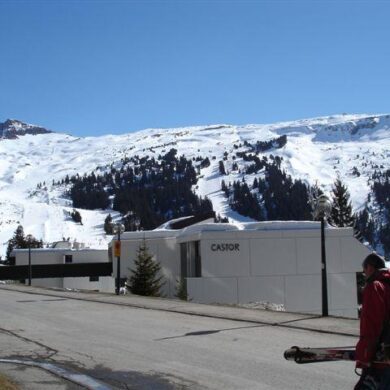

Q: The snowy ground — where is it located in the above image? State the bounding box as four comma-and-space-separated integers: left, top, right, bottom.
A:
0, 113, 389, 257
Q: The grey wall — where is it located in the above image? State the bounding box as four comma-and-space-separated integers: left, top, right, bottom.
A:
13, 248, 110, 291
112, 237, 180, 297
186, 227, 370, 318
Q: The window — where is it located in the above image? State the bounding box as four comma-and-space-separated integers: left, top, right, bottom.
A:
89, 276, 99, 282
180, 241, 201, 278
64, 255, 72, 264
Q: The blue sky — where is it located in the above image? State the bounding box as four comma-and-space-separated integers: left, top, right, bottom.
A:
1, 0, 389, 136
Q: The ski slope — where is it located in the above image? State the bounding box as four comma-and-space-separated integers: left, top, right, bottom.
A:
0, 113, 389, 257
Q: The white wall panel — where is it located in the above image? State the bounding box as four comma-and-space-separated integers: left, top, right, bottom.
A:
328, 273, 358, 311
296, 238, 321, 274
237, 276, 285, 304
285, 275, 322, 314
201, 277, 238, 304
201, 239, 250, 277
32, 278, 63, 288
325, 237, 342, 274
250, 239, 296, 276
340, 237, 370, 272
187, 278, 204, 302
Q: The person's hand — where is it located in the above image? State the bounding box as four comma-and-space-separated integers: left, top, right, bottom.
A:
354, 368, 378, 390
356, 360, 371, 369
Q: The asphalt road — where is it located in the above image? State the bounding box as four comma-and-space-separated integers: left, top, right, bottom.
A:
0, 288, 359, 389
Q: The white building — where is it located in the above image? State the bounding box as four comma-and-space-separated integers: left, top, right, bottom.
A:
12, 241, 114, 292
111, 220, 370, 318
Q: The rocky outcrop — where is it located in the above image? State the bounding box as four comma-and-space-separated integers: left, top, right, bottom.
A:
0, 119, 52, 139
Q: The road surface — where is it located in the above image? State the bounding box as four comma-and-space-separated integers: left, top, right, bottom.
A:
0, 288, 359, 389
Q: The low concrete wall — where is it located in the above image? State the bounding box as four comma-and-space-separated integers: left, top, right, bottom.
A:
64, 276, 115, 292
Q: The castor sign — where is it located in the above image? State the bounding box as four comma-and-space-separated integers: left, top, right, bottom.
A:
211, 243, 240, 252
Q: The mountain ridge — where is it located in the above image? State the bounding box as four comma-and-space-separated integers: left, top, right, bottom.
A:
0, 119, 52, 139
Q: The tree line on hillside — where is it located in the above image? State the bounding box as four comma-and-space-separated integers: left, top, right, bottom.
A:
222, 164, 356, 227
242, 135, 288, 154
222, 160, 313, 221
5, 225, 43, 262
356, 169, 390, 258
64, 149, 213, 230
39, 139, 390, 260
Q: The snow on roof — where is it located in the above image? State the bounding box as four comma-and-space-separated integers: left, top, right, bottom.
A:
119, 229, 181, 241
180, 222, 239, 235
12, 247, 105, 253
240, 221, 321, 230
117, 220, 351, 243
155, 215, 194, 230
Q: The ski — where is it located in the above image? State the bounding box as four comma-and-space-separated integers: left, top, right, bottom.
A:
284, 346, 356, 364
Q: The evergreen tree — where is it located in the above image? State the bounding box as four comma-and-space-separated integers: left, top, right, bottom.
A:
330, 178, 354, 227
104, 214, 114, 234
6, 226, 42, 261
14, 225, 26, 247
219, 160, 226, 175
126, 241, 164, 297
221, 180, 229, 196
71, 209, 83, 224
380, 222, 390, 260
6, 225, 25, 260
175, 277, 188, 301
355, 208, 375, 246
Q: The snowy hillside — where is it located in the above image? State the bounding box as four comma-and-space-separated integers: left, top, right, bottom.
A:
0, 113, 389, 257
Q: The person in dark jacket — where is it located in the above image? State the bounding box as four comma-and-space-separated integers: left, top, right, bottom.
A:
355, 253, 390, 390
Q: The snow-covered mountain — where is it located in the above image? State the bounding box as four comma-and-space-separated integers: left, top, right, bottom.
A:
0, 119, 51, 139
1, 113, 389, 257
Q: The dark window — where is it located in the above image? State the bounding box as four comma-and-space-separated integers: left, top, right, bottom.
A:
180, 243, 187, 278
89, 276, 99, 282
194, 241, 201, 277
64, 255, 73, 264
180, 241, 201, 278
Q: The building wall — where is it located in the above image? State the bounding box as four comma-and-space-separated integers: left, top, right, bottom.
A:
64, 276, 115, 292
112, 236, 180, 297
186, 227, 370, 318
13, 248, 111, 292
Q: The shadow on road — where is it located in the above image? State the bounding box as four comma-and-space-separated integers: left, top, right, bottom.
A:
154, 315, 320, 341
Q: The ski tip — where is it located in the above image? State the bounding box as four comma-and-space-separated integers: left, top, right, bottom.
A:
284, 346, 300, 361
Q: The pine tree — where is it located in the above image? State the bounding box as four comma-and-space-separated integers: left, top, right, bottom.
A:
355, 208, 375, 246
219, 160, 226, 175
14, 225, 26, 248
104, 214, 114, 234
330, 178, 354, 227
6, 226, 42, 261
221, 180, 229, 196
175, 277, 188, 301
126, 241, 164, 297
71, 209, 83, 224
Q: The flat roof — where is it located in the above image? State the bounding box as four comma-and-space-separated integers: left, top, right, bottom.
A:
115, 220, 353, 243
12, 248, 106, 253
